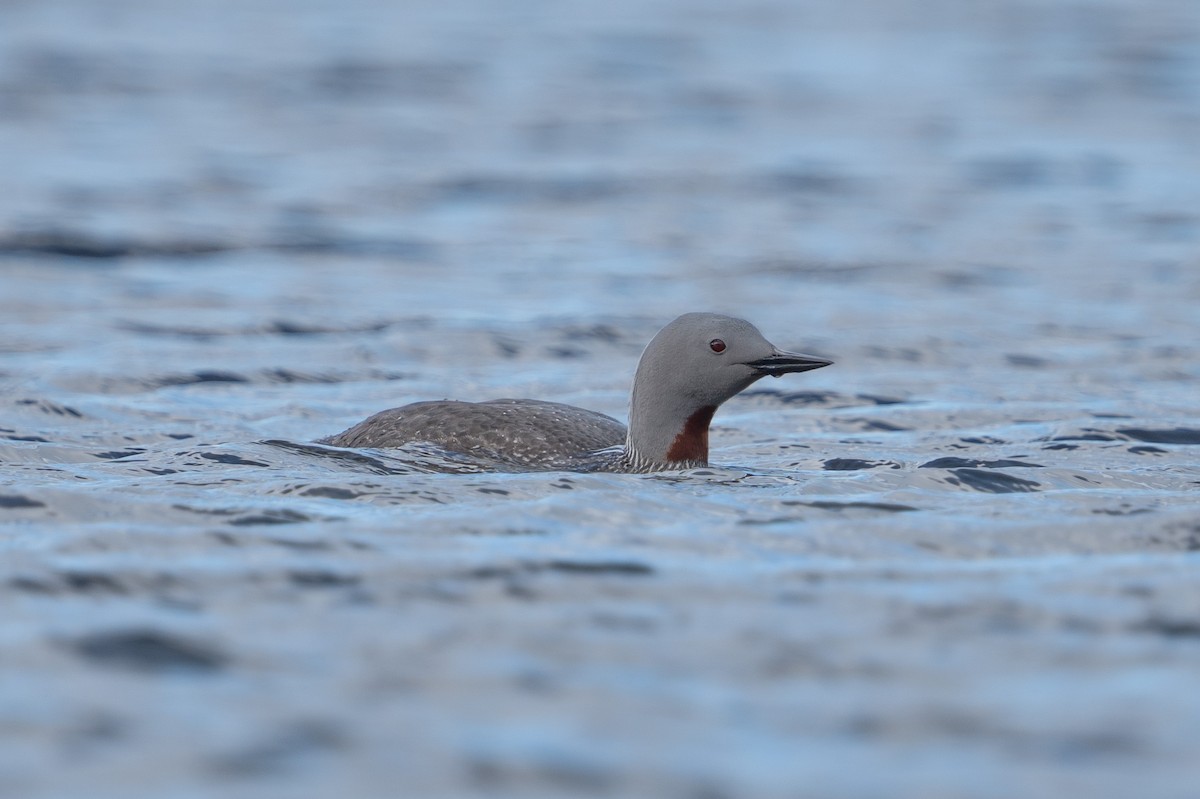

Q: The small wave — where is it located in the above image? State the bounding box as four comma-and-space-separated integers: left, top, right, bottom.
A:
1116, 427, 1200, 446
66, 629, 228, 673
920, 457, 1043, 469
739, 389, 907, 408
941, 468, 1042, 494
0, 493, 46, 509
822, 458, 902, 471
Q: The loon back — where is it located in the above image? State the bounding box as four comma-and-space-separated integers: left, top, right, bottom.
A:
320, 399, 626, 469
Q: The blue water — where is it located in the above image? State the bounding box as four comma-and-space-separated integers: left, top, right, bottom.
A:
3, 1, 1200, 797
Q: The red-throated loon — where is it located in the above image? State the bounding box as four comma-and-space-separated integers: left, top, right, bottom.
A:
320, 313, 832, 472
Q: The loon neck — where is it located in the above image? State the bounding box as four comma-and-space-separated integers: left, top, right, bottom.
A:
624, 405, 716, 472
666, 405, 715, 463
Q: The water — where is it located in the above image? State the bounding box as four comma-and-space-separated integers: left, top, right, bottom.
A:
3, 1, 1200, 797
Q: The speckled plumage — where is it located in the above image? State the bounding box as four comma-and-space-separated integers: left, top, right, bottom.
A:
321, 399, 628, 470
321, 313, 833, 473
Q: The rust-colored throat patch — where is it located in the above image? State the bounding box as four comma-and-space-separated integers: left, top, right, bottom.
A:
665, 406, 717, 464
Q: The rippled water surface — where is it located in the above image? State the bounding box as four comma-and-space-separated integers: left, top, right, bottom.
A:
3, 0, 1200, 797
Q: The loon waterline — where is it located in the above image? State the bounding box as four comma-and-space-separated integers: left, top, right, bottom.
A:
321, 313, 832, 472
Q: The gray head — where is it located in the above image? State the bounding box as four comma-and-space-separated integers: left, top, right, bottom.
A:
625, 312, 832, 469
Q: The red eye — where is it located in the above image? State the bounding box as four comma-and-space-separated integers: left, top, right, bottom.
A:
709, 339, 726, 353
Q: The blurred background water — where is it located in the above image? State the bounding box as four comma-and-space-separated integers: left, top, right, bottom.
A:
2, 0, 1199, 797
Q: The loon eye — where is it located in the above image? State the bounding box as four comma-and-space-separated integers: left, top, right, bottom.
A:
709, 339, 726, 353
